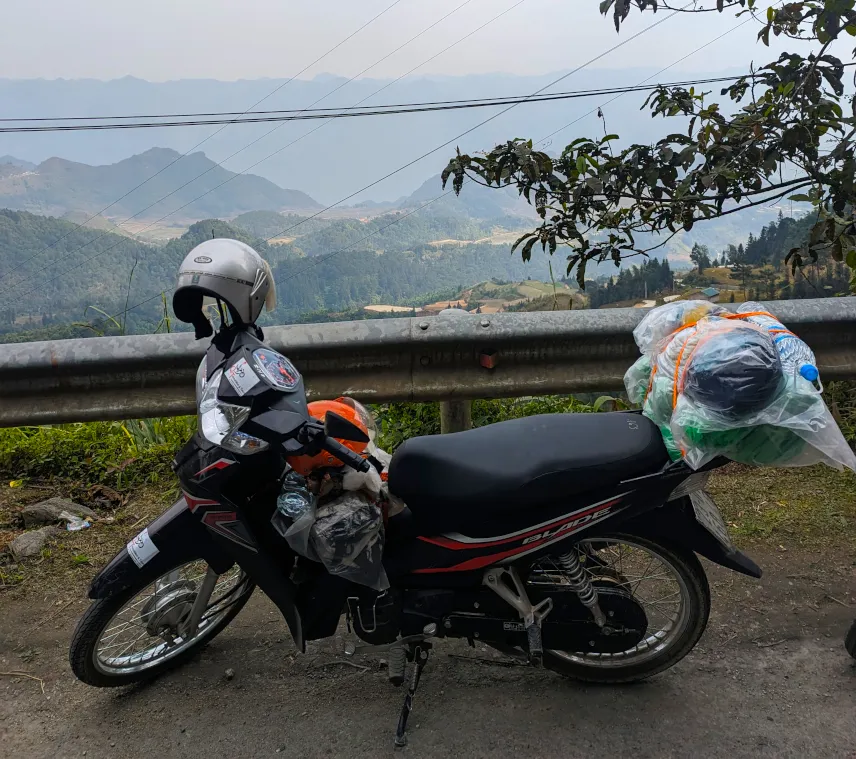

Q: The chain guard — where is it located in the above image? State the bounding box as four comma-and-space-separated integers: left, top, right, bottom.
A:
532, 586, 649, 654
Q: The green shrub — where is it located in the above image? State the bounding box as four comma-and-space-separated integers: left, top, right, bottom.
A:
374, 395, 596, 451
0, 417, 195, 487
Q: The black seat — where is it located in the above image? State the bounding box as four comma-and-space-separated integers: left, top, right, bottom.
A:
388, 412, 668, 521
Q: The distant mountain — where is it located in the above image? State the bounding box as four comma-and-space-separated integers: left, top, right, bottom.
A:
0, 155, 35, 170
0, 148, 321, 221
0, 69, 746, 204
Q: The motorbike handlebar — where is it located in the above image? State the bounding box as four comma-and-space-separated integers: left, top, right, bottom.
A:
322, 436, 372, 473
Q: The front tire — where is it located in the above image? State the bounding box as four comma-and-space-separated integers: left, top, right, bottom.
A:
531, 534, 710, 684
70, 559, 254, 687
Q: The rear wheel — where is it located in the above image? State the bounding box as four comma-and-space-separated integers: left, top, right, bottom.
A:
70, 559, 254, 687
529, 534, 710, 683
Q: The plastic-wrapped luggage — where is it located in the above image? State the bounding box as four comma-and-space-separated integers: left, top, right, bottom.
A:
625, 300, 856, 472
270, 454, 393, 591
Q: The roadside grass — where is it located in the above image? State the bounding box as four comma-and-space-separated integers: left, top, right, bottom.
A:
0, 482, 172, 596
709, 464, 856, 550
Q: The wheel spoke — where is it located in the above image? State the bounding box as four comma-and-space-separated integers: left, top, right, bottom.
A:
529, 537, 695, 669
92, 562, 249, 676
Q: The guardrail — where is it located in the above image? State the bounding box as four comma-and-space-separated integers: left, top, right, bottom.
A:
0, 297, 854, 428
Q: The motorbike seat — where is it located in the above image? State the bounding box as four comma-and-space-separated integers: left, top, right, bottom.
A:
387, 412, 668, 521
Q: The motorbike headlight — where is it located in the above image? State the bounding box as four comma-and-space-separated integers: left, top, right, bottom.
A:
198, 369, 269, 454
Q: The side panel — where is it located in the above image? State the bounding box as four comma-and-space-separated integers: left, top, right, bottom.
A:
385, 487, 637, 581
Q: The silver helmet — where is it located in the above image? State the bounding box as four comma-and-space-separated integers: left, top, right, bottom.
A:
173, 239, 276, 336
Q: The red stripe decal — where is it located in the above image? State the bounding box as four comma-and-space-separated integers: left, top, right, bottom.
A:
194, 458, 234, 478
412, 499, 621, 574
184, 493, 220, 513
416, 498, 622, 551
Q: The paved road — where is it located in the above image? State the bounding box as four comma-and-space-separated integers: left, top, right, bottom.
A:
2, 554, 855, 759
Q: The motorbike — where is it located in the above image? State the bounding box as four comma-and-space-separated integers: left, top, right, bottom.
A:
69, 320, 762, 747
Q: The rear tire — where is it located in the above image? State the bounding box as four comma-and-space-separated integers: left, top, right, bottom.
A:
846, 619, 856, 660
536, 534, 710, 684
70, 560, 254, 687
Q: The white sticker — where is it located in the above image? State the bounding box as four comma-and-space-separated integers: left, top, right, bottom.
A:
127, 528, 159, 568
226, 357, 260, 396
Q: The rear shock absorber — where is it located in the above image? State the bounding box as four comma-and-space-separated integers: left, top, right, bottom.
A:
555, 549, 607, 627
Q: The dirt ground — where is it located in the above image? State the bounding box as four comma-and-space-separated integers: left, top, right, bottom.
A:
1, 545, 854, 759
1, 466, 855, 757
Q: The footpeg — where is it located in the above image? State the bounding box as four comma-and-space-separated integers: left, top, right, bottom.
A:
387, 644, 406, 686
484, 567, 553, 666
344, 623, 437, 657
526, 622, 544, 665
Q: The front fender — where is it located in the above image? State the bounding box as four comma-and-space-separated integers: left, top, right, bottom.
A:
89, 496, 235, 600
88, 495, 306, 650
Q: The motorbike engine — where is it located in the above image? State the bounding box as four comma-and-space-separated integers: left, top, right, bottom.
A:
347, 589, 402, 645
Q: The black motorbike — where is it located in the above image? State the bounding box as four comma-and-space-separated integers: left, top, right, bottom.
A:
69, 321, 761, 746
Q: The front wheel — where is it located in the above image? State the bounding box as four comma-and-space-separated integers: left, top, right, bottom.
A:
70, 559, 254, 687
529, 534, 710, 683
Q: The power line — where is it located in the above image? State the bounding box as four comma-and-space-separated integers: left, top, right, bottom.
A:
0, 0, 479, 299
0, 75, 747, 132
79, 2, 685, 325
0, 0, 520, 302
0, 0, 407, 287
538, 7, 757, 145
256, 1, 689, 248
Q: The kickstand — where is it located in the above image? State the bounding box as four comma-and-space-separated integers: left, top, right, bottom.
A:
393, 642, 431, 748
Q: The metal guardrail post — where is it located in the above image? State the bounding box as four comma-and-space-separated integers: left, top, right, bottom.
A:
439, 400, 472, 433
436, 308, 473, 433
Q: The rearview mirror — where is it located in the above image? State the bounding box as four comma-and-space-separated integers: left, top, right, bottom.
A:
324, 411, 369, 443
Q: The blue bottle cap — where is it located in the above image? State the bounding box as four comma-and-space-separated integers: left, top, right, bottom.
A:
799, 364, 819, 382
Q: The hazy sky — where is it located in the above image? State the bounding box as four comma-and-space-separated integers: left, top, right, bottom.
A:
1, 0, 815, 81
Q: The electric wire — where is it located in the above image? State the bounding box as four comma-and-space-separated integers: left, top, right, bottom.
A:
0, 0, 407, 285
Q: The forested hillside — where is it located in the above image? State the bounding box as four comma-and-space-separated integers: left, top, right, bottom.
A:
0, 208, 550, 337
585, 259, 675, 308
231, 211, 332, 240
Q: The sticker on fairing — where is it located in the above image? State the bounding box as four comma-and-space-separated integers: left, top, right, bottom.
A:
127, 528, 159, 568
225, 357, 260, 395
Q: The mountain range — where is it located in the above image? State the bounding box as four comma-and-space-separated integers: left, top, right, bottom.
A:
0, 69, 746, 204
0, 148, 320, 221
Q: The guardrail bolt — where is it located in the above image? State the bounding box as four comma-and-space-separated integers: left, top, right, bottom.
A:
419, 322, 429, 330
480, 319, 490, 328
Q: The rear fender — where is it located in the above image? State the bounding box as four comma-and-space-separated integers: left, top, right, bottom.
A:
613, 498, 762, 578
88, 495, 306, 650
